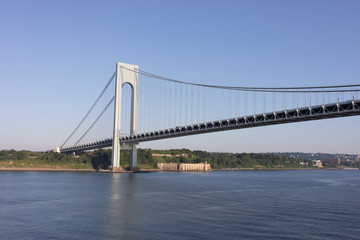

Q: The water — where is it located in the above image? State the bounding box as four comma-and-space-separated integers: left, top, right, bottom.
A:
0, 170, 359, 240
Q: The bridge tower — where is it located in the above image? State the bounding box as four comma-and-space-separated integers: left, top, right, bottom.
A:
112, 62, 139, 172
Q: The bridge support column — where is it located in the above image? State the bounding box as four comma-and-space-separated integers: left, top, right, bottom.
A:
126, 144, 140, 172
112, 62, 139, 172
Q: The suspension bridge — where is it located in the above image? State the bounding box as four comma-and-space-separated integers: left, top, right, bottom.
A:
56, 62, 360, 172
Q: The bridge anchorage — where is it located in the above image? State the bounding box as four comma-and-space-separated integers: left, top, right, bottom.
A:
56, 62, 360, 172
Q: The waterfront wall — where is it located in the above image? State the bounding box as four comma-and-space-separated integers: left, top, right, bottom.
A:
157, 163, 178, 171
157, 162, 211, 171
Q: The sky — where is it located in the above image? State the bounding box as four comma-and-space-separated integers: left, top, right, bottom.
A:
1, 0, 359, 154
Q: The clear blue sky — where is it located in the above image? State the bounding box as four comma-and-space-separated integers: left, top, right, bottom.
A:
1, 0, 359, 154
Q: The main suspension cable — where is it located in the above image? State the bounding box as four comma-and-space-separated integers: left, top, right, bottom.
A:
74, 96, 115, 146
120, 66, 360, 92
60, 72, 115, 148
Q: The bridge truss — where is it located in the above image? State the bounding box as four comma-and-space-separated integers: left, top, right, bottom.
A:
60, 99, 360, 153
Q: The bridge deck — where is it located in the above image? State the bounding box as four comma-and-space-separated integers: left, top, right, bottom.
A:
60, 100, 360, 153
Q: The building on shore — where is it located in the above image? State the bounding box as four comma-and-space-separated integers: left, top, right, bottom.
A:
156, 162, 178, 171
313, 160, 323, 168
157, 162, 211, 171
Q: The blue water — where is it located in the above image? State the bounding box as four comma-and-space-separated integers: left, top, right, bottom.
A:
0, 170, 359, 240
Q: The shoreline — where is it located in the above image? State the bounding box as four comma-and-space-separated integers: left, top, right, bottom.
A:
0, 167, 98, 172
0, 167, 138, 173
0, 167, 357, 172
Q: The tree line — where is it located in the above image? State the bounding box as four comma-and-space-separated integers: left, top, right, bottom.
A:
1, 149, 359, 169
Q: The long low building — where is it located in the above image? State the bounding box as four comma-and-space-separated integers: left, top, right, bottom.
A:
157, 162, 211, 171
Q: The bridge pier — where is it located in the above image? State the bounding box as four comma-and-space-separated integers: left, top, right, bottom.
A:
112, 62, 139, 172
126, 144, 140, 172
110, 166, 123, 172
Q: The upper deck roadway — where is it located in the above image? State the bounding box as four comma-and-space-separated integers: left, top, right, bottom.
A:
60, 100, 360, 153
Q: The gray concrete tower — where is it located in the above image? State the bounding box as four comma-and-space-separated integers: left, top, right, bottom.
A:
111, 62, 139, 172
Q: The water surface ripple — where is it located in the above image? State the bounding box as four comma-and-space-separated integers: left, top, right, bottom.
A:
0, 170, 359, 239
